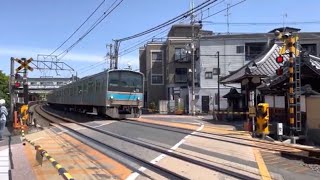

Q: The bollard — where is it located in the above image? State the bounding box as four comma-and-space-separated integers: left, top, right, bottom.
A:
23, 138, 75, 180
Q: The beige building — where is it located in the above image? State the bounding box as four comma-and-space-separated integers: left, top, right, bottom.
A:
139, 24, 209, 112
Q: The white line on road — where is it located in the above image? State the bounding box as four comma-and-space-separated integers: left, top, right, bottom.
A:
92, 122, 112, 128
126, 123, 204, 180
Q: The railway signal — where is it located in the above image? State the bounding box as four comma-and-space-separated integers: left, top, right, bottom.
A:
15, 58, 33, 72
275, 55, 284, 76
274, 30, 301, 135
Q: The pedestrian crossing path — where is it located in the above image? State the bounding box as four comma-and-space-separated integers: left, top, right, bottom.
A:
0, 148, 9, 180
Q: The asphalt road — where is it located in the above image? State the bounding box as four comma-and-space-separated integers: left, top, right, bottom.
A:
46, 115, 195, 173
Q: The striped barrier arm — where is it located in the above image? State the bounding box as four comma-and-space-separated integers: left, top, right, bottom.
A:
214, 111, 249, 115
21, 130, 75, 180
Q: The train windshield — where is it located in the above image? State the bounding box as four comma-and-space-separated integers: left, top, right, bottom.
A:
108, 71, 143, 92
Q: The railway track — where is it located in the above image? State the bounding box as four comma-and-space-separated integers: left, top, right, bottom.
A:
123, 118, 320, 162
34, 105, 261, 180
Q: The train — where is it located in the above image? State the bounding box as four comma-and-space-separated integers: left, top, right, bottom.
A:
47, 69, 144, 119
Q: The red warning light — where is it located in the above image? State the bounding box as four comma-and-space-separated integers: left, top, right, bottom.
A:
276, 67, 283, 76
15, 82, 21, 88
276, 55, 284, 63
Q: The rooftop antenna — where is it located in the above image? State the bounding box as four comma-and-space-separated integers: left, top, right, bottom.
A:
190, 0, 195, 23
282, 13, 287, 32
225, 3, 231, 34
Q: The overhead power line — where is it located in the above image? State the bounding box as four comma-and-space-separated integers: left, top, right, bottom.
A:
118, 0, 241, 57
57, 0, 125, 61
204, 21, 320, 26
46, 0, 106, 58
116, 0, 218, 42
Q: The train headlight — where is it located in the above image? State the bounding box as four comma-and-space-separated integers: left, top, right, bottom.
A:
110, 96, 114, 100
137, 97, 140, 101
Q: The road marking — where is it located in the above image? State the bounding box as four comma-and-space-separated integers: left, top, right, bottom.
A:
92, 122, 112, 128
126, 123, 204, 180
253, 148, 272, 180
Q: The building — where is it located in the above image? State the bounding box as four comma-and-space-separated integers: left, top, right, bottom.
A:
139, 24, 208, 113
14, 76, 75, 102
140, 25, 320, 114
197, 27, 320, 114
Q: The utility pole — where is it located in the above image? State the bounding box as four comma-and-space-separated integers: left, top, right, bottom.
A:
191, 0, 196, 116
226, 3, 231, 34
113, 40, 120, 69
106, 44, 113, 69
217, 51, 220, 112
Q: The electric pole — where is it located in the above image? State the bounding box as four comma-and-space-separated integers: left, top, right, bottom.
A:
191, 0, 196, 116
106, 44, 113, 69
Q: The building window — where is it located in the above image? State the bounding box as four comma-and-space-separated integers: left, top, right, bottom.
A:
151, 75, 163, 84
175, 68, 188, 82
245, 42, 267, 61
175, 48, 186, 61
205, 72, 213, 79
301, 44, 317, 56
151, 51, 162, 62
236, 46, 244, 53
212, 68, 220, 75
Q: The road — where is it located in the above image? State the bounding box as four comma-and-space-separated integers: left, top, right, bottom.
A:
19, 109, 320, 180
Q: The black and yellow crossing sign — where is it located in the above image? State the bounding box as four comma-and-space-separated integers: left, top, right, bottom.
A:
15, 58, 33, 72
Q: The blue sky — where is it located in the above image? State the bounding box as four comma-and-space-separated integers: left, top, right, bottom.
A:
1, 0, 320, 78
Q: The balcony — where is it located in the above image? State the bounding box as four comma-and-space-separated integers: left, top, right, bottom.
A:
175, 74, 188, 83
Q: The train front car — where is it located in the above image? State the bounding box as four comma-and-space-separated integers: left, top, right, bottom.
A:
106, 70, 143, 119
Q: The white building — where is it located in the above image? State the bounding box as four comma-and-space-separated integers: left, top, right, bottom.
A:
192, 27, 320, 114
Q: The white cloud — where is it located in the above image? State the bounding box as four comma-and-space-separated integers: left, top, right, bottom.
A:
118, 54, 139, 70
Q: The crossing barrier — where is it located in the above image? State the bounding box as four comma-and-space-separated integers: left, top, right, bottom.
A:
214, 111, 249, 115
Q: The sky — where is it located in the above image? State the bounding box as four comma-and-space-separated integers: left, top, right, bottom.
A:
1, 0, 320, 78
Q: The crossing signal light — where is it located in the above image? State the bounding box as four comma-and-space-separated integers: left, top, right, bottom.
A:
276, 55, 284, 63
15, 82, 21, 88
276, 67, 283, 76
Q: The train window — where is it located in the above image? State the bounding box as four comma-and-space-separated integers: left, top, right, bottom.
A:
96, 80, 101, 92
88, 82, 94, 92
83, 83, 87, 93
78, 85, 82, 94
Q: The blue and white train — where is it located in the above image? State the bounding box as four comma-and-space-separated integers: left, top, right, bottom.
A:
47, 69, 144, 119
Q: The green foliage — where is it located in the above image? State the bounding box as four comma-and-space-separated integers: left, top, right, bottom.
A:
0, 70, 9, 107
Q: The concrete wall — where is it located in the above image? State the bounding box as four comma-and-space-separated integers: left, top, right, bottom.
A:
306, 96, 320, 145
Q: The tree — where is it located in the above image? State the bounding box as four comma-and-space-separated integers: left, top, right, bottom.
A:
0, 70, 9, 107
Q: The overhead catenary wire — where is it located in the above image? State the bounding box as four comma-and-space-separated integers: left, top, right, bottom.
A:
118, 0, 227, 57
116, 0, 218, 42
203, 20, 320, 26
46, 0, 106, 59
77, 0, 244, 76
57, 0, 125, 61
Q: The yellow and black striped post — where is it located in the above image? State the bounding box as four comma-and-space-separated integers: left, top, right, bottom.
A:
23, 137, 74, 180
287, 36, 295, 135
21, 129, 26, 146
34, 145, 74, 180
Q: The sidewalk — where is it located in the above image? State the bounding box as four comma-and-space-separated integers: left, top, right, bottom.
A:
0, 125, 36, 180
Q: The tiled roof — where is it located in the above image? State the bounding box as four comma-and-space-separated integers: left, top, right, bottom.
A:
221, 44, 286, 83
221, 43, 320, 84
259, 53, 320, 88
